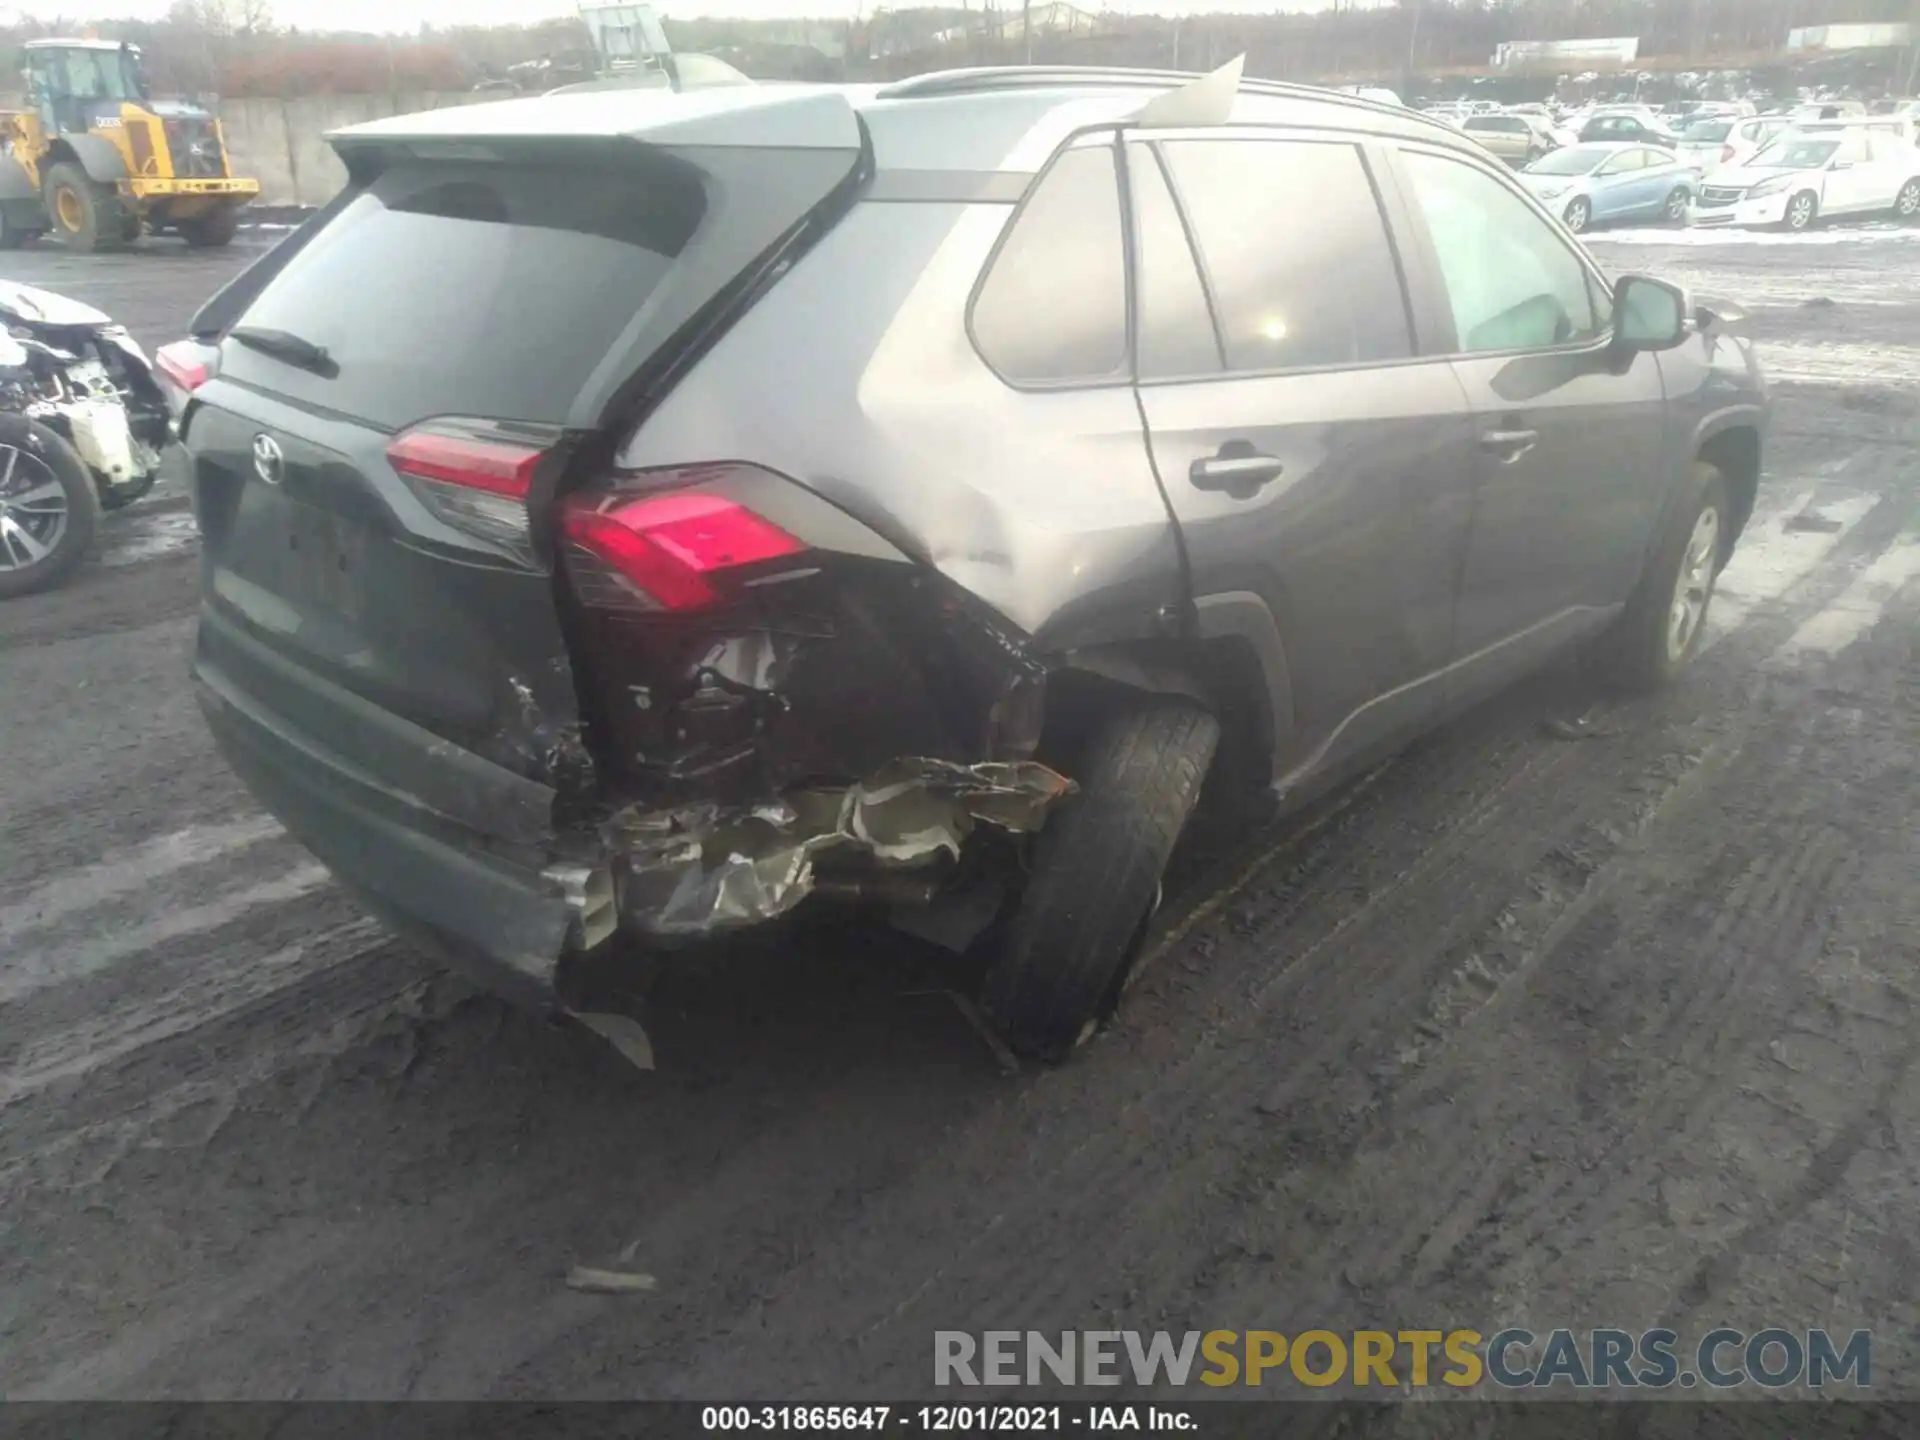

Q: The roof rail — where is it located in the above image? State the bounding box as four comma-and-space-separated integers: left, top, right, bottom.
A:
875, 64, 1453, 134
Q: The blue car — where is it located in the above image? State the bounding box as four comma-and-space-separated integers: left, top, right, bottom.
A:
1517, 141, 1702, 233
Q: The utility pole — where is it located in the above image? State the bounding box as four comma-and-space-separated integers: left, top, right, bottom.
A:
1022, 0, 1031, 64
1907, 0, 1920, 96
1404, 0, 1423, 96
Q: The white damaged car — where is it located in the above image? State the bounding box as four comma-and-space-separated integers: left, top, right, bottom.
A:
1693, 127, 1920, 231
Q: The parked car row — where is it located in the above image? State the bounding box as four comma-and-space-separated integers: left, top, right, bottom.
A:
1512, 119, 1920, 234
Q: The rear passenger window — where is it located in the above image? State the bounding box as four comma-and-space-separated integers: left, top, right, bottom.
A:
1159, 138, 1411, 374
1129, 144, 1223, 379
971, 144, 1127, 386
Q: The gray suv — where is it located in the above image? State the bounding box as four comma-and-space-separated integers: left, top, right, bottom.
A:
172, 64, 1768, 1060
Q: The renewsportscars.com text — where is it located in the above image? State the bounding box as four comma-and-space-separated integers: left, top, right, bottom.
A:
934, 1328, 1872, 1390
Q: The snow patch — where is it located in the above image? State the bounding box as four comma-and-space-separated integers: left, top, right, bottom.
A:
1591, 223, 1920, 246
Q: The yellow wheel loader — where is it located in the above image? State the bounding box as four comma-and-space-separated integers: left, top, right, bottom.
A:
0, 39, 260, 252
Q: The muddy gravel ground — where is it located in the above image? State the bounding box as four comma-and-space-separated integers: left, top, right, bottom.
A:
1, 224, 1918, 1408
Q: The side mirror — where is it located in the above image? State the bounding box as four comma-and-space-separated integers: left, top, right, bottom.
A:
1613, 274, 1690, 354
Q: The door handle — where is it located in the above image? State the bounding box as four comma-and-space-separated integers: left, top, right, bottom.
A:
1479, 427, 1539, 463
1190, 447, 1284, 495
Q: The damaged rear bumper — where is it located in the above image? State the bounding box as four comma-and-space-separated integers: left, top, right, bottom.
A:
194, 606, 594, 1007
610, 758, 1073, 937
194, 606, 1077, 1002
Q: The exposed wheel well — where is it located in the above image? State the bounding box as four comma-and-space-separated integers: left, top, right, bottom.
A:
1699, 426, 1760, 561
1037, 635, 1274, 793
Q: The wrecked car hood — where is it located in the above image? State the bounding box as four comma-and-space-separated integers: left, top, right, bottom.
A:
0, 281, 114, 330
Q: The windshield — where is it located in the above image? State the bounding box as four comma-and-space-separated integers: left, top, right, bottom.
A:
38, 46, 147, 103
1526, 146, 1609, 176
1750, 138, 1840, 169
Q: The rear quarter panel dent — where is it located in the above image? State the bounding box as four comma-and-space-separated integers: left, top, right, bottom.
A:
614, 198, 1182, 648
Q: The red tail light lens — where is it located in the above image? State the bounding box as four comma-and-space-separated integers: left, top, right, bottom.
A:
561, 490, 807, 613
386, 419, 553, 564
1722, 144, 1735, 163
154, 340, 213, 393
387, 428, 545, 498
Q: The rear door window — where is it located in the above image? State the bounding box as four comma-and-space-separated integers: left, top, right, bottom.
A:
225, 158, 706, 430
1128, 144, 1223, 379
971, 143, 1128, 386
1157, 137, 1412, 374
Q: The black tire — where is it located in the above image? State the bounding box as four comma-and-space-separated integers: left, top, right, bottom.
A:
1600, 462, 1731, 692
43, 161, 132, 253
0, 205, 26, 250
97, 468, 158, 511
1563, 196, 1592, 234
1894, 178, 1920, 222
0, 417, 98, 599
1663, 186, 1691, 225
1782, 189, 1818, 232
981, 699, 1220, 1062
180, 206, 240, 248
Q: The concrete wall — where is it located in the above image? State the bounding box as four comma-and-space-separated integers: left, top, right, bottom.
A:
218, 91, 492, 207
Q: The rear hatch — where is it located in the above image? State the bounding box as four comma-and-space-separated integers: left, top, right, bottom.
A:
185, 94, 868, 980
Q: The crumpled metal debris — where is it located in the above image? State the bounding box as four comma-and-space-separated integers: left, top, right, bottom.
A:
608, 759, 1076, 936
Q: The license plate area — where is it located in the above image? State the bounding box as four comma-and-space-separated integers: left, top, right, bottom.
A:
282, 498, 366, 622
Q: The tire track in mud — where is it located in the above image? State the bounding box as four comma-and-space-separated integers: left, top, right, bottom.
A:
623, 453, 1920, 1397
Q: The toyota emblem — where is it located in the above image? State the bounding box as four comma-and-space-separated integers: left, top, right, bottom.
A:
251, 433, 284, 486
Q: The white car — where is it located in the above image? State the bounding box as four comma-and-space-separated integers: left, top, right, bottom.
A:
1674, 115, 1791, 172
1796, 114, 1920, 148
1694, 128, 1920, 231
1337, 85, 1403, 107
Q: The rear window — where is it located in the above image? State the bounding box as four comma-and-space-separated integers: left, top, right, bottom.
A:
225, 158, 706, 430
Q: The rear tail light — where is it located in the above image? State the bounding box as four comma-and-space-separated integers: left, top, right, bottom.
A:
1722, 144, 1736, 163
387, 426, 810, 602
154, 340, 213, 394
561, 487, 808, 613
386, 418, 553, 564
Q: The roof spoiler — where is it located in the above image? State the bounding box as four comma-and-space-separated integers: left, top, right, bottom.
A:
1131, 54, 1245, 128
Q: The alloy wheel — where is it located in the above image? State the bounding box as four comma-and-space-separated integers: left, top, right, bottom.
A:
1898, 182, 1920, 218
0, 443, 68, 573
1788, 194, 1815, 230
1667, 505, 1720, 662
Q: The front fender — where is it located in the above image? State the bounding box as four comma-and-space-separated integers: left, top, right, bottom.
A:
0, 157, 38, 202
59, 134, 130, 185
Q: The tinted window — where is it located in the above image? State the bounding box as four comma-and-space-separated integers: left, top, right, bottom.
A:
1130, 145, 1222, 379
1161, 138, 1410, 373
227, 159, 705, 430
972, 145, 1127, 385
1401, 150, 1602, 354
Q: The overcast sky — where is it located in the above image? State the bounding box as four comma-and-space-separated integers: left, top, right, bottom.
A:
7, 0, 1379, 34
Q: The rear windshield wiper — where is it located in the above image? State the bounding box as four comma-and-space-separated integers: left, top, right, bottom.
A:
229, 325, 335, 377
